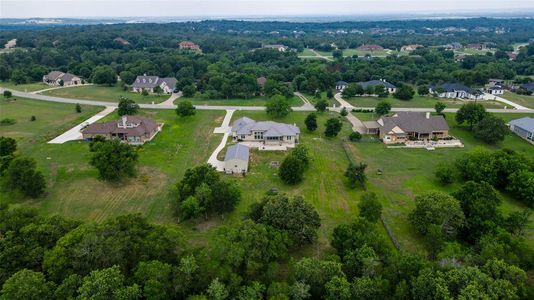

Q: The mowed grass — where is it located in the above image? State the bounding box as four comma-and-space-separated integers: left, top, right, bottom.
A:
346, 112, 534, 252
345, 95, 505, 109
42, 84, 170, 104
181, 94, 303, 106
1, 99, 224, 224
502, 92, 534, 109
0, 98, 102, 148
0, 81, 49, 92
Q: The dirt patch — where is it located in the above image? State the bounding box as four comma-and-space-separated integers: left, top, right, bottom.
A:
195, 217, 224, 232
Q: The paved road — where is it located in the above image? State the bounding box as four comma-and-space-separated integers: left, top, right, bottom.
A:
3, 88, 533, 114
48, 106, 116, 144
158, 92, 181, 106
208, 110, 235, 171
309, 49, 333, 61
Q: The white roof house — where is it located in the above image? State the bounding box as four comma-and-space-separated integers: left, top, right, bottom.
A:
509, 117, 534, 144
224, 144, 250, 174
231, 117, 300, 150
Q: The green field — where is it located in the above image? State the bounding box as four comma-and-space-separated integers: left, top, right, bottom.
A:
345, 95, 506, 109
454, 48, 495, 56
0, 81, 49, 92
41, 84, 170, 104
181, 94, 303, 106
502, 91, 534, 109
2, 98, 533, 255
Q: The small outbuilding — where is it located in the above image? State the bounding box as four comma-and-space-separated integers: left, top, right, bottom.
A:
224, 144, 250, 174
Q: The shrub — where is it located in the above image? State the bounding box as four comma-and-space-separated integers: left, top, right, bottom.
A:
434, 162, 457, 185
176, 101, 196, 116
279, 155, 305, 185
30, 116, 36, 121
349, 132, 362, 142
324, 117, 342, 137
0, 118, 16, 126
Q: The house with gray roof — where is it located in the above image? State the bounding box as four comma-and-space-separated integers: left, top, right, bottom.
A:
231, 117, 300, 149
357, 79, 397, 93
335, 81, 348, 92
429, 83, 483, 100
224, 144, 250, 174
131, 74, 177, 94
369, 112, 449, 144
508, 117, 534, 144
43, 71, 81, 86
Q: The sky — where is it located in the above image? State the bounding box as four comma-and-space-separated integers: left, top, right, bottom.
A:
1, 0, 534, 18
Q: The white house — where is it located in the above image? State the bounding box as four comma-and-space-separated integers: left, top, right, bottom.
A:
335, 81, 348, 92
429, 83, 484, 100
231, 117, 300, 149
224, 144, 250, 174
131, 75, 177, 94
43, 71, 82, 86
263, 44, 289, 52
485, 86, 504, 95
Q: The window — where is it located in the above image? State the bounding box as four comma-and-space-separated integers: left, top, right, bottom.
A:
287, 136, 292, 140
254, 132, 264, 140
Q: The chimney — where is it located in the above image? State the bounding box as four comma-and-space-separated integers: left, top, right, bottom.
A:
426, 112, 430, 119
122, 116, 127, 128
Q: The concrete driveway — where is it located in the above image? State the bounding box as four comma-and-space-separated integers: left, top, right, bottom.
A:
48, 106, 116, 144
207, 109, 235, 171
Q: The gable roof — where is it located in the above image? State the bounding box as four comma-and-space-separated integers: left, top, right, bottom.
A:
44, 71, 64, 81
509, 117, 534, 133
231, 117, 300, 137
520, 82, 534, 92
379, 112, 449, 134
336, 80, 348, 86
132, 75, 160, 88
60, 73, 78, 82
224, 144, 250, 161
357, 80, 396, 89
159, 77, 177, 90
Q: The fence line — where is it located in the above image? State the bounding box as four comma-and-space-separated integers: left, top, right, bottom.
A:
380, 215, 402, 252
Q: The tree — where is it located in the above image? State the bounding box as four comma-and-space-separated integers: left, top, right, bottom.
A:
279, 154, 305, 185
182, 84, 196, 97
324, 117, 342, 137
375, 101, 391, 115
393, 84, 415, 100
434, 101, 446, 114
315, 99, 329, 112
75, 103, 82, 113
349, 131, 362, 142
91, 65, 117, 86
0, 269, 54, 300
77, 266, 140, 300
326, 89, 334, 99
89, 139, 139, 181
473, 114, 509, 144
119, 71, 136, 85
207, 278, 228, 300
409, 191, 465, 240
134, 260, 173, 300
456, 103, 486, 130
252, 193, 321, 245
5, 157, 46, 198
180, 196, 202, 220
266, 95, 292, 118
453, 181, 503, 242
344, 162, 368, 189
434, 162, 457, 185
333, 49, 343, 59
176, 101, 196, 116
352, 276, 388, 300
374, 85, 389, 98
505, 210, 531, 235
325, 276, 351, 300
358, 192, 382, 222
507, 170, 534, 207
340, 107, 348, 116
3, 90, 12, 98
304, 113, 317, 131
290, 144, 311, 169
117, 97, 139, 116
418, 85, 429, 95
293, 258, 344, 299
0, 136, 17, 156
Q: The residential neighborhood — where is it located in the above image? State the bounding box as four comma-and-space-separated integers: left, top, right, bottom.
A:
43, 71, 82, 86
81, 115, 163, 144
131, 74, 177, 94
231, 117, 300, 149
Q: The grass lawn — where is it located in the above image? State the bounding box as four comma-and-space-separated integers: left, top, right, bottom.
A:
41, 84, 170, 104
0, 98, 102, 148
454, 48, 495, 56
0, 81, 49, 92
345, 95, 506, 109
1, 100, 224, 225
299, 48, 319, 57
181, 95, 303, 106
502, 92, 534, 109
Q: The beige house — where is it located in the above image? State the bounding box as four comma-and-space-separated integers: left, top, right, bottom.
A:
231, 117, 300, 148
43, 71, 81, 86
263, 44, 289, 52
81, 115, 162, 145
224, 144, 250, 174
364, 112, 449, 144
